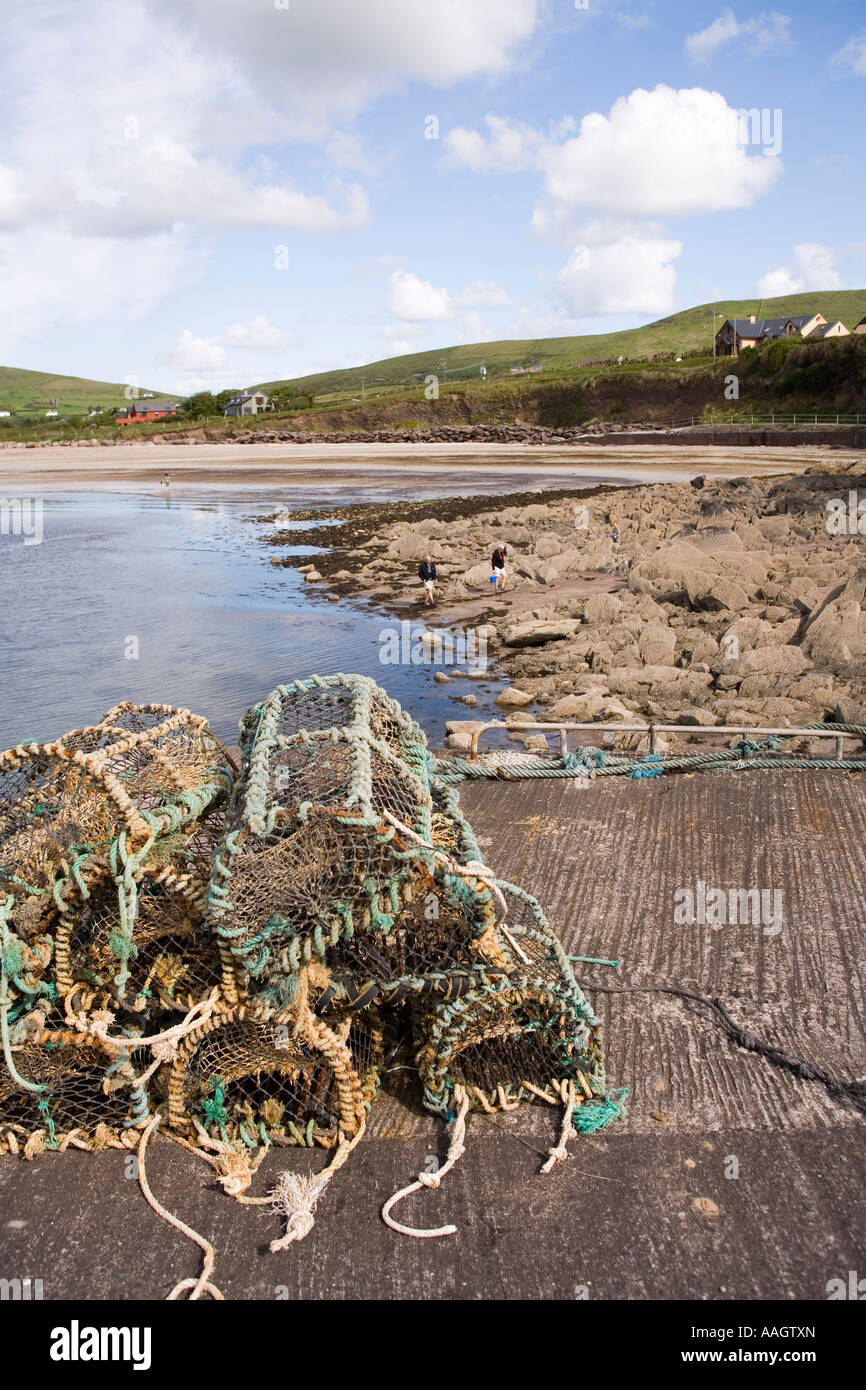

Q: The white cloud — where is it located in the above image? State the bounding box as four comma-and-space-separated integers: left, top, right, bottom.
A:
756, 243, 842, 298
159, 0, 542, 135
445, 116, 568, 173
447, 87, 782, 226
162, 330, 226, 371
387, 270, 453, 321
221, 316, 285, 350
539, 87, 781, 220
685, 9, 794, 65
831, 30, 866, 77
556, 224, 682, 316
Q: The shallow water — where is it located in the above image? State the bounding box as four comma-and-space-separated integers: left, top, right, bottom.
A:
2, 480, 590, 749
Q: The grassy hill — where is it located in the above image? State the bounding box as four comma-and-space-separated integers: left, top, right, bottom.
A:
259, 290, 866, 402
0, 365, 167, 419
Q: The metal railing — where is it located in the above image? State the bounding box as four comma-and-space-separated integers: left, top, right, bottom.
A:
465, 719, 859, 763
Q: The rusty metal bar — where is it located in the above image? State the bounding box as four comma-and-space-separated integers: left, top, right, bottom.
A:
463, 719, 863, 763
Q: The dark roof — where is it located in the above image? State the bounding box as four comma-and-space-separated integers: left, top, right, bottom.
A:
723, 314, 817, 340
808, 321, 845, 338
137, 401, 177, 411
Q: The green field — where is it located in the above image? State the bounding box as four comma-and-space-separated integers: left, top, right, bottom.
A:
0, 366, 167, 419
258, 290, 866, 403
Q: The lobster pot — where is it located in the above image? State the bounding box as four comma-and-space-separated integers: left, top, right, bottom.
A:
54, 862, 232, 1019
414, 883, 605, 1116
428, 777, 485, 866
2, 808, 232, 1023
241, 675, 431, 776
315, 866, 508, 1014
210, 803, 507, 1014
0, 1029, 148, 1154
92, 709, 235, 812
166, 1002, 383, 1149
0, 747, 144, 909
0, 708, 234, 914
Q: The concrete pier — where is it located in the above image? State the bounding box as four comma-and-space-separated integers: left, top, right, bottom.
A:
1, 770, 863, 1300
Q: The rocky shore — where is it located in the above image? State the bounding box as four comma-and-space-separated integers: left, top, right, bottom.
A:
3, 422, 865, 451
264, 461, 866, 751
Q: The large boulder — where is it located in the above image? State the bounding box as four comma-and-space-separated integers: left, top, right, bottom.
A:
548, 692, 633, 722
638, 622, 677, 666
386, 534, 445, 561
503, 618, 581, 647
584, 592, 623, 625
801, 571, 866, 668
736, 645, 812, 678
495, 687, 535, 708
685, 574, 749, 613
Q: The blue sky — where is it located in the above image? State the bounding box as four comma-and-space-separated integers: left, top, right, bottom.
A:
0, 0, 863, 394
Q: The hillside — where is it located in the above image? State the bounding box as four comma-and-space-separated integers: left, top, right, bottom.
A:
258, 290, 866, 401
0, 365, 167, 419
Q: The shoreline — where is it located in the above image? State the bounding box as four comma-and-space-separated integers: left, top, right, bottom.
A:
259, 461, 866, 749
0, 439, 852, 492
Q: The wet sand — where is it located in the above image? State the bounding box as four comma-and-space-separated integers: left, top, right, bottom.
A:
0, 439, 850, 493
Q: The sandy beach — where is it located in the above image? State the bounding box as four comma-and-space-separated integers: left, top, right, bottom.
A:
0, 438, 855, 492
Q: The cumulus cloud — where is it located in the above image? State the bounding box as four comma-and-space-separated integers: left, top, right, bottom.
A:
387, 270, 453, 321
161, 317, 291, 372
685, 9, 793, 65
385, 270, 510, 322
162, 330, 226, 371
445, 116, 574, 173
447, 87, 782, 227
556, 224, 682, 316
831, 30, 866, 77
756, 243, 842, 298
158, 0, 542, 135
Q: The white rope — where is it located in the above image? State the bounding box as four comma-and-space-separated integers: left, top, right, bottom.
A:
136, 1114, 224, 1300
540, 1079, 576, 1174
73, 989, 220, 1050
381, 1087, 469, 1239
267, 1122, 366, 1251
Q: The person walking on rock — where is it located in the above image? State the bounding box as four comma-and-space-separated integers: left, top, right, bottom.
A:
419, 554, 437, 606
491, 544, 507, 592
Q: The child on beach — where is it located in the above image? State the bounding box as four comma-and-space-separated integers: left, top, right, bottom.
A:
418, 554, 437, 606
491, 545, 507, 591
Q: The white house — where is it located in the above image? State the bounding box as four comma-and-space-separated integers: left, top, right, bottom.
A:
807, 320, 850, 340
224, 390, 271, 417
715, 313, 826, 356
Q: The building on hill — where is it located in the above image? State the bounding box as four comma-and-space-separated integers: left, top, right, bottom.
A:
115, 401, 178, 424
715, 312, 826, 356
854, 316, 866, 336
806, 320, 850, 340
224, 390, 271, 416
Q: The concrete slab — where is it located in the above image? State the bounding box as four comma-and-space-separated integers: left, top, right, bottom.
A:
0, 771, 863, 1300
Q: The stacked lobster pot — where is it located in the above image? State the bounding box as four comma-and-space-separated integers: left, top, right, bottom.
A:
0, 678, 621, 1266
0, 704, 235, 1155
414, 778, 610, 1130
